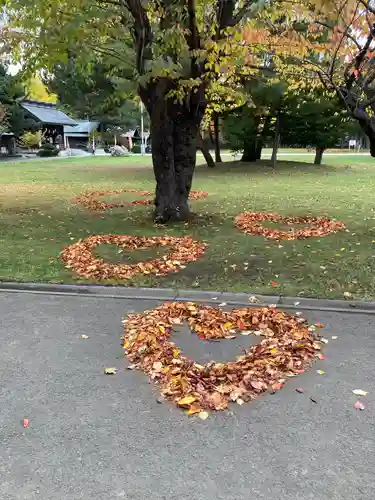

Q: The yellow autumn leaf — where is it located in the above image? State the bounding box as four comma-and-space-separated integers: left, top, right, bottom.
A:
177, 395, 197, 407
81, 334, 89, 339
104, 367, 117, 375
198, 411, 209, 420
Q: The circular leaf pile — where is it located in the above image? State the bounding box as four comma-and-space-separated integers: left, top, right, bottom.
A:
123, 302, 322, 414
73, 189, 209, 211
235, 211, 345, 240
60, 235, 208, 280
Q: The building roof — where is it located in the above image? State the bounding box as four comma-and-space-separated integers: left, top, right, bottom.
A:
21, 100, 77, 126
122, 128, 150, 139
64, 120, 100, 136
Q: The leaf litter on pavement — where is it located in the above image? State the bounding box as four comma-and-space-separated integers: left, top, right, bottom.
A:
122, 302, 324, 415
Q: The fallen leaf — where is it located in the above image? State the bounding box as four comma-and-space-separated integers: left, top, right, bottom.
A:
317, 353, 325, 360
294, 301, 300, 306
81, 334, 89, 339
127, 364, 136, 370
248, 296, 259, 303
186, 404, 202, 415
104, 367, 117, 375
310, 397, 317, 404
177, 395, 197, 407
198, 411, 209, 420
354, 401, 365, 410
271, 382, 284, 391
316, 370, 325, 375
295, 388, 304, 393
250, 380, 265, 391
321, 338, 329, 344
331, 336, 338, 340
23, 418, 29, 428
152, 361, 163, 372
218, 302, 227, 307
353, 389, 368, 396
237, 398, 244, 405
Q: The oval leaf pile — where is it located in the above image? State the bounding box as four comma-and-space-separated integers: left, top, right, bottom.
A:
235, 211, 345, 240
73, 188, 208, 211
123, 302, 323, 414
60, 235, 208, 280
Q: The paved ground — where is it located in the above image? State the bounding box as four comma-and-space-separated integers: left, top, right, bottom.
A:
1, 291, 374, 500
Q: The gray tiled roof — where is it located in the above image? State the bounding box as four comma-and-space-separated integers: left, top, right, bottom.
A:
64, 120, 100, 136
21, 101, 77, 126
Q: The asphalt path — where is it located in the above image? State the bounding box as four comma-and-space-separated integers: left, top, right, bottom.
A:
1, 291, 374, 500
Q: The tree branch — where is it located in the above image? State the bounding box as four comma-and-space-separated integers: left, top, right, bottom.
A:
328, 1, 361, 79
122, 0, 152, 74
359, 0, 375, 15
185, 0, 202, 78
346, 23, 375, 91
229, 0, 253, 27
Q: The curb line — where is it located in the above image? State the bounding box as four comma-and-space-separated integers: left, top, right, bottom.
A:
1, 282, 375, 315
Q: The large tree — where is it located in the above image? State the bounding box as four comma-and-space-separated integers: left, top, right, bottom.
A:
267, 0, 375, 156
0, 64, 39, 136
1, 0, 340, 220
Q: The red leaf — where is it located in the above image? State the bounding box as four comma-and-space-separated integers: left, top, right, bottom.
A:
354, 401, 365, 411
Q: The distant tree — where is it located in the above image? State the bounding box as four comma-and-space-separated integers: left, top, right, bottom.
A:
282, 93, 353, 164
43, 60, 143, 127
222, 77, 285, 162
24, 74, 57, 103
0, 64, 39, 137
0, 102, 8, 132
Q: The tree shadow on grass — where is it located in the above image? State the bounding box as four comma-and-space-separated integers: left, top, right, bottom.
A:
195, 160, 348, 178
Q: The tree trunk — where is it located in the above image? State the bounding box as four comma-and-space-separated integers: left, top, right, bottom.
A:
197, 132, 215, 168
143, 81, 204, 223
314, 147, 324, 165
241, 139, 258, 162
271, 112, 281, 167
150, 114, 200, 222
139, 77, 206, 223
213, 112, 222, 163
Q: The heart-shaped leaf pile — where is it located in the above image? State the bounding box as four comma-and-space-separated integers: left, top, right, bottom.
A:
123, 302, 323, 414
60, 235, 208, 280
235, 211, 345, 240
73, 188, 208, 211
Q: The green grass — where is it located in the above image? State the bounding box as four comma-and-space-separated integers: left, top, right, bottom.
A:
1, 154, 375, 299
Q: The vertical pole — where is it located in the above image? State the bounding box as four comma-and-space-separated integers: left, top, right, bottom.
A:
140, 101, 145, 155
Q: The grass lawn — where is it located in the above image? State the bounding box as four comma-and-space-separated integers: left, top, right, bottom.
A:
1, 153, 375, 299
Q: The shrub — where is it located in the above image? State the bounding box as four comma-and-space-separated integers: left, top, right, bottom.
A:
37, 143, 59, 157
21, 130, 43, 149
